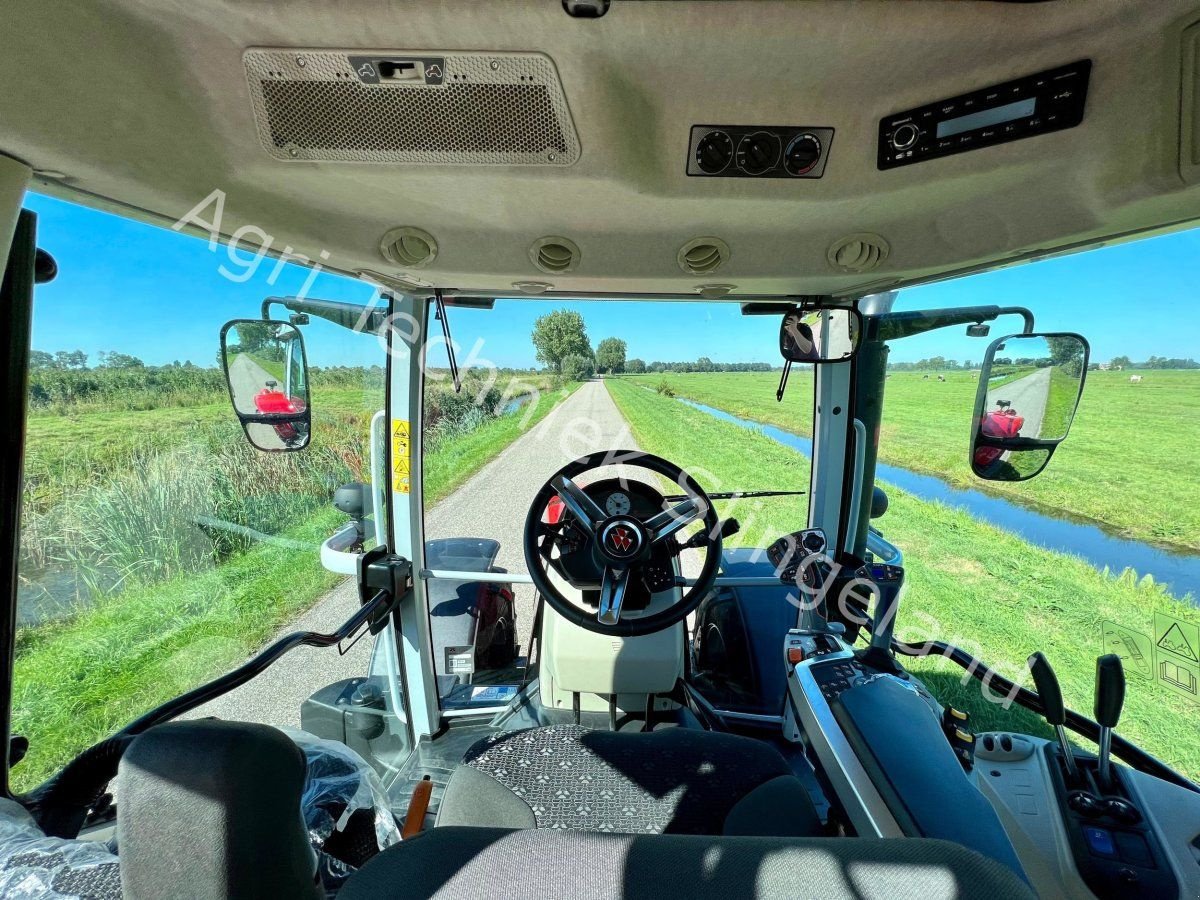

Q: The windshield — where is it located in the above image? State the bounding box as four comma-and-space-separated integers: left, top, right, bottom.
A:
421, 299, 814, 708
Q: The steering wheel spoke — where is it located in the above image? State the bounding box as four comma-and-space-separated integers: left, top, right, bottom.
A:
646, 497, 704, 543
597, 566, 631, 625
552, 475, 605, 532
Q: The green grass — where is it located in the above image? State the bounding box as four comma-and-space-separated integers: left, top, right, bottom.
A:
606, 378, 1200, 782
11, 509, 344, 791
424, 382, 581, 504
631, 370, 1200, 552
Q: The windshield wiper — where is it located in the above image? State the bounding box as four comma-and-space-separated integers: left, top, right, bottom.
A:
661, 489, 806, 502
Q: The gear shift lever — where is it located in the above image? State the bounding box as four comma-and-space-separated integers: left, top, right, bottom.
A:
1028, 651, 1079, 781
1094, 654, 1125, 791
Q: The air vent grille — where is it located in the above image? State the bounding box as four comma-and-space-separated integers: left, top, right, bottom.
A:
827, 234, 890, 273
380, 227, 438, 268
529, 237, 580, 274
678, 237, 730, 275
245, 49, 580, 165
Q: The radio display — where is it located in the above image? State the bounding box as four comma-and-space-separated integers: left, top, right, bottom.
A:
936, 97, 1037, 139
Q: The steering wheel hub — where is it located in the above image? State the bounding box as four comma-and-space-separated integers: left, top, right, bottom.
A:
599, 519, 645, 561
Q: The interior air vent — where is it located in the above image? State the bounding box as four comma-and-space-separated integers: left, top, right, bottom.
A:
244, 49, 580, 166
827, 233, 890, 273
678, 238, 730, 276
380, 227, 438, 268
529, 236, 580, 274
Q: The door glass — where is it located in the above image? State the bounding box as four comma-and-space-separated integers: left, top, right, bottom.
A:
11, 194, 407, 792
879, 229, 1200, 782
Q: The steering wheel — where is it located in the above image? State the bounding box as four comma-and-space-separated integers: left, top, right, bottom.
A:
523, 451, 723, 637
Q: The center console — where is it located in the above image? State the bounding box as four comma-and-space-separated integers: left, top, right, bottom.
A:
784, 628, 1200, 898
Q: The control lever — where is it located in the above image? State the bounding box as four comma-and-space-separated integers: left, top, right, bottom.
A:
1028, 651, 1079, 781
1094, 654, 1126, 791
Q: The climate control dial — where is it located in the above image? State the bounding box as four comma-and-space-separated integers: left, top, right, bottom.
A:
736, 131, 781, 176
695, 130, 734, 174
784, 133, 822, 176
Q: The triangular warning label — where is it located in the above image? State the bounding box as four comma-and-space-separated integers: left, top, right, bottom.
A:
1157, 622, 1199, 662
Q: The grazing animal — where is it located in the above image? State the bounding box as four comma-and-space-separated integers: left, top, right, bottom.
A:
922, 374, 930, 380
1130, 375, 1143, 383
937, 374, 946, 382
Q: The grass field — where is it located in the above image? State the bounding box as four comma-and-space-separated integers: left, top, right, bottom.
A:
11, 373, 571, 791
606, 378, 1200, 782
629, 369, 1200, 552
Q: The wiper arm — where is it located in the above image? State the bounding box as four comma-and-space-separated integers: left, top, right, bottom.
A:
661, 489, 806, 502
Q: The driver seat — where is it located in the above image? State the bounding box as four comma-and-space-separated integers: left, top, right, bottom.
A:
436, 724, 822, 837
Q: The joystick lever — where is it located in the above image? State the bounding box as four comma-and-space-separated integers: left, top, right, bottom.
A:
1028, 651, 1079, 781
1094, 653, 1126, 791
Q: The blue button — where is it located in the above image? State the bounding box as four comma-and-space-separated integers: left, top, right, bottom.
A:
1083, 826, 1117, 858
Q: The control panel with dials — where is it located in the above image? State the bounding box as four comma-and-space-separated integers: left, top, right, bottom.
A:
687, 125, 834, 178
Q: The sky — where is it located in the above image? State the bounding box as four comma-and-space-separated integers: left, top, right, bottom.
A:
22, 192, 1200, 369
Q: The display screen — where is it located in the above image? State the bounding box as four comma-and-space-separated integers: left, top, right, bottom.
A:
936, 97, 1037, 139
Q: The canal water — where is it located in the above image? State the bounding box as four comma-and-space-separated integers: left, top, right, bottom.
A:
680, 399, 1200, 604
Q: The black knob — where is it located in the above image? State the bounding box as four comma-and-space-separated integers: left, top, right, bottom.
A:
1094, 654, 1126, 728
737, 131, 781, 175
891, 122, 919, 151
695, 130, 734, 174
1028, 651, 1066, 726
784, 133, 822, 176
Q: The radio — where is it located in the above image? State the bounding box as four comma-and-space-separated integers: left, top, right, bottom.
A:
878, 60, 1091, 170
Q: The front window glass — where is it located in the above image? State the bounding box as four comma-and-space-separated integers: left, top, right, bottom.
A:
420, 299, 813, 709
12, 194, 398, 791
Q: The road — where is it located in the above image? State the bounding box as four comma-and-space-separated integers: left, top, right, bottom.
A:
191, 380, 641, 727
986, 367, 1050, 438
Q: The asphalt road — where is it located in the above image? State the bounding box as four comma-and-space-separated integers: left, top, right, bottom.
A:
190, 379, 641, 728
986, 367, 1050, 438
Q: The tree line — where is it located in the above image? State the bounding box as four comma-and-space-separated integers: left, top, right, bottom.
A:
529, 309, 774, 380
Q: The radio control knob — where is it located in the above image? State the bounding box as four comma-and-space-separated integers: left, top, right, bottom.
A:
784, 133, 822, 176
891, 123, 920, 151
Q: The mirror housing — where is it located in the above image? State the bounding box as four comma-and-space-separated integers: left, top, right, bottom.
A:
779, 307, 861, 364
970, 332, 1088, 482
220, 319, 311, 452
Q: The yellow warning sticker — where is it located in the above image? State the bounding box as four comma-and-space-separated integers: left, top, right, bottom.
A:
392, 420, 411, 494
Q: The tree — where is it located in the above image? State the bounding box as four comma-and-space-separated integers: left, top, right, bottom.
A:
560, 353, 595, 382
53, 350, 88, 370
98, 350, 145, 369
626, 358, 647, 374
695, 356, 714, 373
531, 309, 591, 372
595, 337, 627, 374
1110, 355, 1132, 371
29, 350, 54, 370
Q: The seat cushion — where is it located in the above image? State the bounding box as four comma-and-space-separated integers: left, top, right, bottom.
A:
436, 724, 820, 836
340, 827, 1037, 900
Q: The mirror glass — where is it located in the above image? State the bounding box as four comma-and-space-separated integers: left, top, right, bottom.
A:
221, 320, 311, 452
779, 308, 859, 363
972, 333, 1087, 481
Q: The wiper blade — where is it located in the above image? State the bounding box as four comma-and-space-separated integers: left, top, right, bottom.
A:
661, 489, 806, 502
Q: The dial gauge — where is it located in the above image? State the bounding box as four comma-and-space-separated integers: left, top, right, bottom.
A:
605, 492, 632, 516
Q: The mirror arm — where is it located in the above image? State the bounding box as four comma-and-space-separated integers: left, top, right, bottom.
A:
873, 305, 1034, 341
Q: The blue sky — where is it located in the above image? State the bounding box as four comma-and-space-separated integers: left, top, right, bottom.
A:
24, 192, 1200, 368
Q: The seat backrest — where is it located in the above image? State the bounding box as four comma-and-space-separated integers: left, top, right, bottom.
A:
117, 720, 322, 900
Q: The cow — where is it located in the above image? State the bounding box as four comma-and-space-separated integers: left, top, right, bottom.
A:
922, 374, 930, 380
1130, 375, 1143, 383
937, 374, 946, 382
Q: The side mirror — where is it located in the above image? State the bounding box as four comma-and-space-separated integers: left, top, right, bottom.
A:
970, 332, 1088, 481
220, 319, 311, 452
779, 307, 861, 364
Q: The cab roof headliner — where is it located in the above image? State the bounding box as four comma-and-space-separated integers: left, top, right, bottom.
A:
3, 0, 1200, 299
